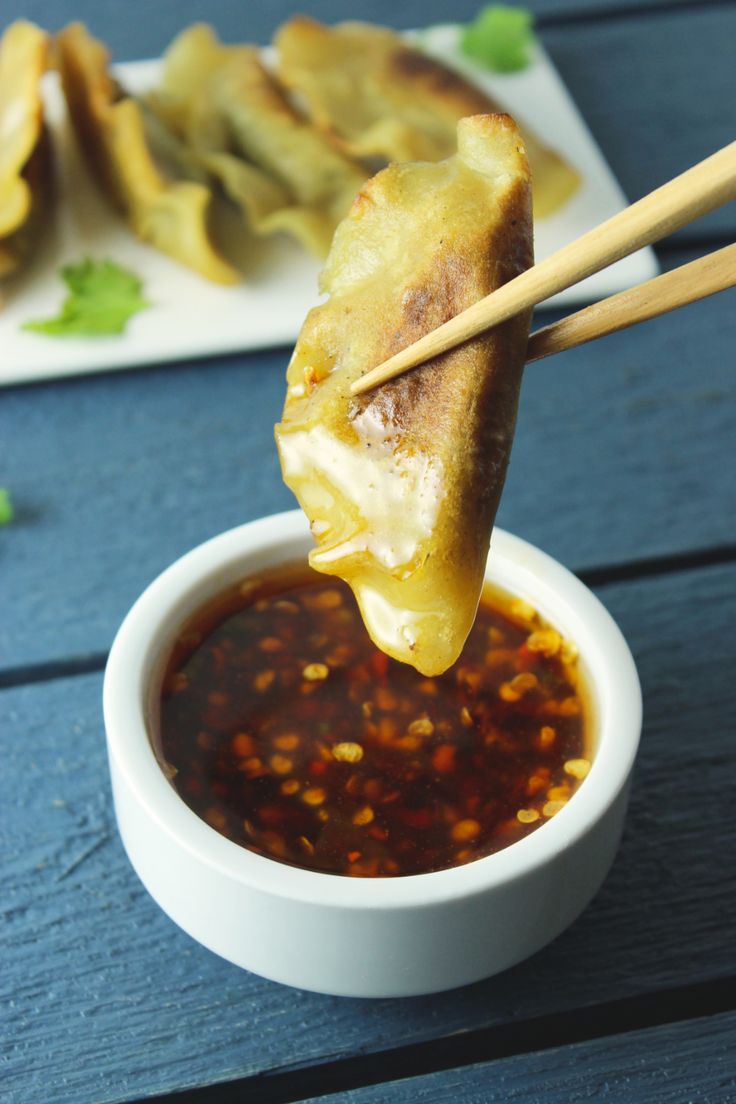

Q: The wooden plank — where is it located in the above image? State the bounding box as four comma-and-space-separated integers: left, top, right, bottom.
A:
2, 563, 734, 1103
298, 1012, 736, 1103
2, 249, 734, 668
542, 5, 736, 243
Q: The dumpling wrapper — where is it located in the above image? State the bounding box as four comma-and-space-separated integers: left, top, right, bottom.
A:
0, 21, 51, 278
146, 27, 292, 231
276, 16, 579, 220
276, 114, 533, 677
150, 24, 366, 257
55, 23, 238, 284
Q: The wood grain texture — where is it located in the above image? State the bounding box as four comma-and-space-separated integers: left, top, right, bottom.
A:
298, 1012, 736, 1103
2, 249, 734, 668
1, 6, 734, 1104
2, 563, 735, 1103
543, 5, 736, 243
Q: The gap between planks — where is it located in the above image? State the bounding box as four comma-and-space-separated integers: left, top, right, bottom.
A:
575, 541, 736, 588
1, 544, 735, 692
535, 0, 733, 30
655, 232, 736, 256
124, 975, 736, 1104
0, 652, 108, 691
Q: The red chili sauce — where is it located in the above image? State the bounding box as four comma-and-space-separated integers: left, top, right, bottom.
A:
155, 564, 591, 877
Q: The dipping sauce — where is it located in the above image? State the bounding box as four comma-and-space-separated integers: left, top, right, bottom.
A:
155, 565, 591, 877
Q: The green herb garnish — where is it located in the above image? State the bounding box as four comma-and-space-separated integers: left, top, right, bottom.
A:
23, 258, 149, 337
0, 488, 14, 526
461, 5, 535, 73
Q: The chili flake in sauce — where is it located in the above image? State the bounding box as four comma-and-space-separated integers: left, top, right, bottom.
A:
155, 564, 591, 877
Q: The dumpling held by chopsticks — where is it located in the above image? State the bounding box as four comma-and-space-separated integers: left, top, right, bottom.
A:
276, 113, 533, 676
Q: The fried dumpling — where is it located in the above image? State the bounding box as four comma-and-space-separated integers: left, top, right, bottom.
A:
276, 16, 579, 220
145, 23, 231, 150
146, 26, 292, 234
55, 23, 238, 283
276, 114, 533, 676
150, 24, 366, 257
0, 21, 51, 279
208, 47, 367, 256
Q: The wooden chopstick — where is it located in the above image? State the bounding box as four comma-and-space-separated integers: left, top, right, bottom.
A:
351, 141, 736, 395
526, 243, 736, 363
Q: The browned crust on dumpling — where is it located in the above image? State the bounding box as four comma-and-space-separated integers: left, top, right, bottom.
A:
277, 113, 533, 675
55, 22, 239, 283
276, 16, 580, 217
350, 138, 531, 562
387, 45, 501, 118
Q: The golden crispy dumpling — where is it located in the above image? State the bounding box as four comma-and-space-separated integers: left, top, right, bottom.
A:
0, 21, 51, 279
276, 114, 533, 676
276, 16, 579, 220
145, 23, 230, 149
209, 47, 367, 255
150, 24, 366, 257
55, 23, 238, 283
146, 26, 292, 234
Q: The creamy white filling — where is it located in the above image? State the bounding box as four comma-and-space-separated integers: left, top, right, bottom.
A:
278, 423, 443, 573
354, 583, 422, 654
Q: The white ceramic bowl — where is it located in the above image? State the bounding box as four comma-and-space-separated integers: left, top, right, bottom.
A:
103, 510, 641, 998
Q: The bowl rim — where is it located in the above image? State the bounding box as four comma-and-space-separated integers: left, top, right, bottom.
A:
103, 509, 641, 910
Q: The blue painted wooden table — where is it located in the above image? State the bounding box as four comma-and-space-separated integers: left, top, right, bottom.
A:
1, 2, 735, 1102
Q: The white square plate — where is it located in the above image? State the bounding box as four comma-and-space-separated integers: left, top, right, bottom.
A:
0, 26, 657, 386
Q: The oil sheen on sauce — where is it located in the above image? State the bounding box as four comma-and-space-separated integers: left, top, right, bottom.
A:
154, 563, 591, 878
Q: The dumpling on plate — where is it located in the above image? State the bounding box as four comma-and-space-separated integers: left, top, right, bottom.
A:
55, 23, 238, 283
0, 21, 52, 279
149, 24, 366, 257
275, 16, 579, 219
145, 26, 293, 237
276, 113, 533, 677
143, 23, 233, 152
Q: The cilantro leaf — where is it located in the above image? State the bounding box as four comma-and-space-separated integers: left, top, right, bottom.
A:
23, 258, 149, 337
0, 488, 14, 526
461, 5, 536, 73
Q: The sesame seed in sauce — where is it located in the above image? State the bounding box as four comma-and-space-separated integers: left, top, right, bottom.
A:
158, 571, 589, 878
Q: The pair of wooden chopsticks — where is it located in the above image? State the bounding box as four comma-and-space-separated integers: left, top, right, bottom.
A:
351, 141, 736, 395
